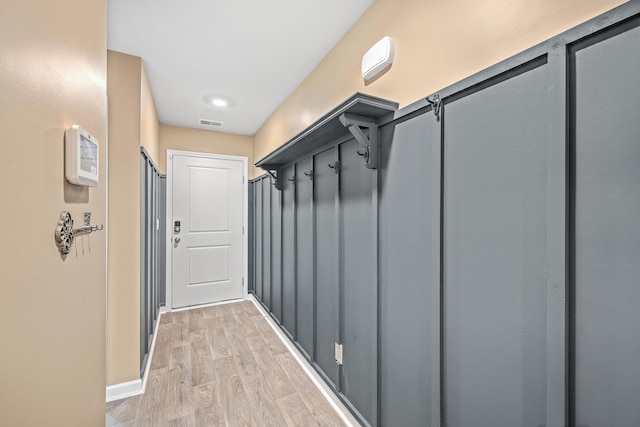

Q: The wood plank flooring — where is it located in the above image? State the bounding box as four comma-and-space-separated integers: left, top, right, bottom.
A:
106, 300, 348, 427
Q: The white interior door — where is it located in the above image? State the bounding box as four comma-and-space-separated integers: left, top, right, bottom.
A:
171, 153, 244, 308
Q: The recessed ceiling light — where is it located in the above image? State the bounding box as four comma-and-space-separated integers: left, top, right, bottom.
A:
211, 98, 228, 107
204, 94, 234, 108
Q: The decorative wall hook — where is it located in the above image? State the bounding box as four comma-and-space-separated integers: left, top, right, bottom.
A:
55, 211, 74, 255
356, 148, 370, 163
54, 211, 104, 255
426, 94, 441, 118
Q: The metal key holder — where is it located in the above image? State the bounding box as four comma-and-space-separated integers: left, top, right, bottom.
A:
54, 211, 103, 255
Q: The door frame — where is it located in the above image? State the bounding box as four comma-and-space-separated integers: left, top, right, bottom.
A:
165, 149, 248, 311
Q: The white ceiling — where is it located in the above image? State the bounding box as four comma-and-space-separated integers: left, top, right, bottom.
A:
107, 0, 375, 135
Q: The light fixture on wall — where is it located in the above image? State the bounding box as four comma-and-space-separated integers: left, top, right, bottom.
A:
362, 36, 395, 81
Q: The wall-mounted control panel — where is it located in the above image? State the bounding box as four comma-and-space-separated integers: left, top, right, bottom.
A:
65, 125, 99, 187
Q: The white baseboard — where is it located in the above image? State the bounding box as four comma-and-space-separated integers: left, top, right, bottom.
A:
170, 297, 244, 313
106, 379, 142, 402
248, 295, 360, 427
106, 311, 164, 403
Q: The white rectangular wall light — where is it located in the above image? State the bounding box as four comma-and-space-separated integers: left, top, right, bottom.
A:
361, 36, 395, 81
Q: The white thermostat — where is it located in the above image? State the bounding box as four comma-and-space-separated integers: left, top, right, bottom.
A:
65, 125, 99, 187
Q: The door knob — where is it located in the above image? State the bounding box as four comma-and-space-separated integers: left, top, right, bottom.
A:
174, 237, 181, 243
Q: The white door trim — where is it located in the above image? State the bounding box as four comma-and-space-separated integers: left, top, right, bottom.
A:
165, 149, 248, 311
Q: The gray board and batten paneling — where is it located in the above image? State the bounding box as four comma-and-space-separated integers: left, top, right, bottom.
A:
140, 151, 147, 375
443, 56, 551, 427
262, 176, 272, 309
379, 110, 441, 427
339, 137, 378, 426
281, 164, 297, 338
313, 146, 340, 388
270, 181, 283, 322
140, 147, 165, 378
570, 15, 640, 427
254, 177, 263, 301
249, 3, 640, 427
295, 156, 314, 359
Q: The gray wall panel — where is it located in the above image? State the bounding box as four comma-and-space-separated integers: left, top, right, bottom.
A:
295, 157, 314, 356
313, 147, 339, 386
262, 177, 272, 308
572, 20, 640, 427
340, 138, 377, 425
248, 181, 254, 293
281, 165, 296, 336
271, 182, 283, 321
443, 62, 549, 427
255, 178, 263, 301
379, 112, 440, 427
245, 8, 640, 426
146, 160, 153, 354
140, 154, 147, 371
140, 151, 163, 376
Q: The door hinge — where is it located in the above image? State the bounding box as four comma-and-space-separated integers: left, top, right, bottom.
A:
335, 343, 343, 365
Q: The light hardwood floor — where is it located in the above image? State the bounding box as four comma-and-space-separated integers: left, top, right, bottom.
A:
106, 300, 348, 427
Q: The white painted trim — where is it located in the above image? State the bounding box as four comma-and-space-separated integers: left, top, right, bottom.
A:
165, 150, 248, 311
105, 94, 110, 395
166, 149, 248, 163
165, 150, 173, 311
248, 295, 360, 427
139, 311, 162, 395
170, 297, 245, 313
106, 379, 142, 403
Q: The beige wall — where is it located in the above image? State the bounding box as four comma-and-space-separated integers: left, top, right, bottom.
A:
253, 0, 627, 177
141, 62, 160, 164
0, 0, 107, 425
159, 124, 253, 175
106, 50, 144, 386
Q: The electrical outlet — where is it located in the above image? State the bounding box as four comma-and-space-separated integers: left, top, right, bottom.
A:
335, 343, 343, 365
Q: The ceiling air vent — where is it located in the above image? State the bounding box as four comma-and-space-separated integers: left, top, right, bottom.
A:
199, 119, 224, 127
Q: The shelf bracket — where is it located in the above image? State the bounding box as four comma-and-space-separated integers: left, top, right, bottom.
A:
339, 113, 379, 169
264, 169, 282, 190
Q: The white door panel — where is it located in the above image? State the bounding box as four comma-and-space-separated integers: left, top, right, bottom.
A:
172, 154, 244, 308
188, 167, 229, 232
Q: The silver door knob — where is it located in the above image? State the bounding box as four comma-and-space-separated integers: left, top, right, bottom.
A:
174, 237, 181, 243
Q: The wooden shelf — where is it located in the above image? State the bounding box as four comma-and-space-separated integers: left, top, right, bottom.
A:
255, 92, 398, 171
